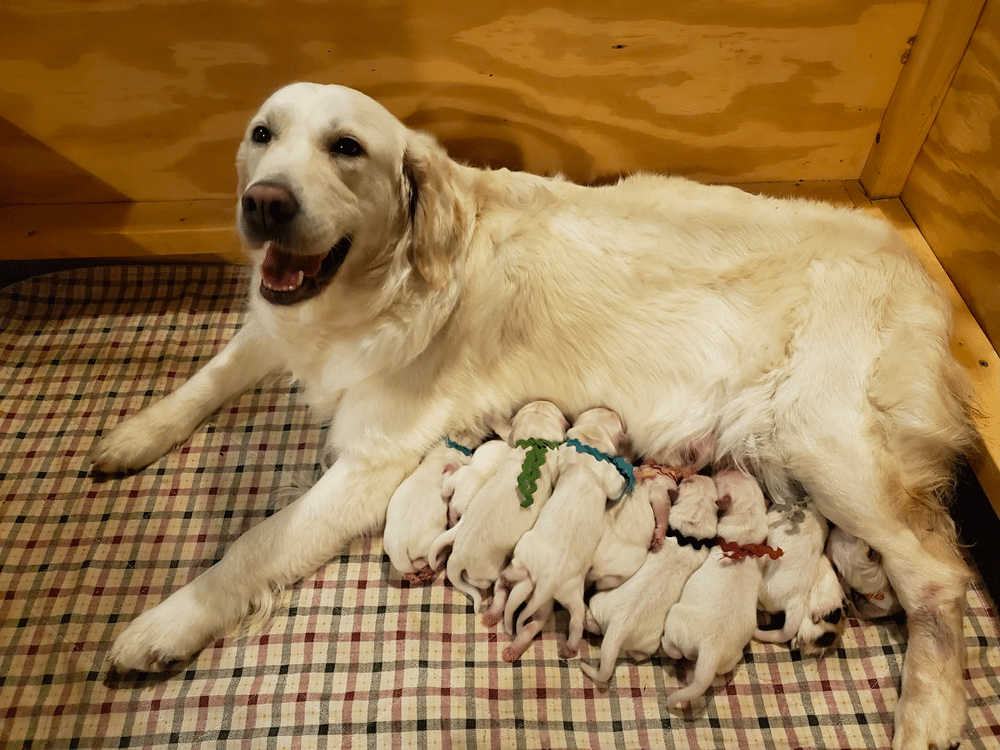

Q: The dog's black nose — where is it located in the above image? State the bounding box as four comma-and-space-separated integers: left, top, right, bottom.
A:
241, 181, 299, 236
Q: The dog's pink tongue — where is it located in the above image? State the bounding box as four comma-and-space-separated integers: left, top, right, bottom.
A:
261, 243, 325, 290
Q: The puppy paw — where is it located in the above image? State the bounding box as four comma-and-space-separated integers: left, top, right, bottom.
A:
90, 414, 185, 474
792, 606, 845, 656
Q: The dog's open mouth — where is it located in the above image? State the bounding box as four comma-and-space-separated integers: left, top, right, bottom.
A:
259, 237, 352, 306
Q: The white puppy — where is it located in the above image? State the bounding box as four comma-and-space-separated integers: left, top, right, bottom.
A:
436, 400, 568, 613
500, 407, 631, 662
754, 498, 845, 653
582, 474, 720, 685
383, 430, 485, 583
661, 469, 769, 709
826, 525, 903, 619
585, 474, 665, 591
95, 83, 976, 749
426, 438, 513, 569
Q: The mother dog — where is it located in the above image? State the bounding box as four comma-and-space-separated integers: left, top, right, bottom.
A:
93, 83, 976, 749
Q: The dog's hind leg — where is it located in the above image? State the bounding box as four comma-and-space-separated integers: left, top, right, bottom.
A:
107, 452, 417, 672
91, 322, 281, 474
787, 424, 971, 750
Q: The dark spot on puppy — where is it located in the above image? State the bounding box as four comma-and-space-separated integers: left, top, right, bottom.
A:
814, 632, 837, 648
823, 608, 844, 625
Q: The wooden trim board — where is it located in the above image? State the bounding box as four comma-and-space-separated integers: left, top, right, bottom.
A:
860, 0, 987, 198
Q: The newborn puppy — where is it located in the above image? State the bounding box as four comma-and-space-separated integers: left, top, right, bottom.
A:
582, 475, 720, 685
440, 400, 568, 613
500, 407, 631, 662
825, 525, 902, 619
427, 438, 512, 569
754, 499, 841, 651
661, 469, 769, 709
586, 474, 666, 591
383, 431, 485, 583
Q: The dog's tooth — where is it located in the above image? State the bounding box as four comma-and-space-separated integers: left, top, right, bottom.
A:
262, 270, 304, 292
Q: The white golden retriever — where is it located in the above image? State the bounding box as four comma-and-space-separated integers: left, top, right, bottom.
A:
92, 82, 976, 750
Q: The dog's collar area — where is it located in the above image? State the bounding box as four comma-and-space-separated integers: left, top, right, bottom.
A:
716, 537, 784, 561
564, 437, 635, 501
665, 526, 717, 551
259, 236, 352, 306
514, 438, 562, 507
444, 436, 474, 456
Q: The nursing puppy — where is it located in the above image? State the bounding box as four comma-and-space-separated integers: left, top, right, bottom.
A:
500, 408, 630, 662
95, 83, 976, 749
383, 430, 485, 583
661, 470, 769, 709
582, 474, 720, 685
586, 473, 666, 591
438, 438, 512, 532
755, 498, 845, 652
434, 400, 567, 612
826, 526, 903, 619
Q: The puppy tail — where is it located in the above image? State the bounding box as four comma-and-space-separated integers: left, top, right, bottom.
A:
446, 556, 483, 612
753, 602, 805, 645
666, 649, 719, 709
581, 622, 625, 686
427, 522, 461, 571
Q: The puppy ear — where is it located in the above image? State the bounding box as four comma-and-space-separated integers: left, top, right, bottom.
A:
402, 131, 463, 288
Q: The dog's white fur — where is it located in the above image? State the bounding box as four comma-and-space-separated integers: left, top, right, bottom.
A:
435, 438, 511, 536
661, 470, 769, 709
92, 82, 977, 749
582, 474, 720, 685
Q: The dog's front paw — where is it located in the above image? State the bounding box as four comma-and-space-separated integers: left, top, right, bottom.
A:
90, 412, 186, 474
107, 585, 228, 673
892, 669, 966, 750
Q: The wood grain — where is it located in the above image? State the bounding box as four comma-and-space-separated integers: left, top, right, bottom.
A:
0, 0, 924, 226
860, 0, 987, 198
901, 0, 1000, 353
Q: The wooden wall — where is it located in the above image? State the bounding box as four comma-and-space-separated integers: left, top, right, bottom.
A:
0, 0, 927, 260
902, 0, 1000, 352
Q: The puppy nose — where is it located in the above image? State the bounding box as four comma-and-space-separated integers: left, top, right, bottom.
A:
241, 181, 299, 233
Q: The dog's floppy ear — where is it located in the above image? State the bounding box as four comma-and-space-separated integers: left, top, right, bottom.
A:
401, 130, 463, 288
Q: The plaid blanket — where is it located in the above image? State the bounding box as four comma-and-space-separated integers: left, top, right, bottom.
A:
2, 265, 998, 749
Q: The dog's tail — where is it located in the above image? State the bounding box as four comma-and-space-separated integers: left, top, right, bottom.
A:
581, 621, 626, 686
427, 521, 462, 571
446, 555, 484, 612
666, 647, 719, 709
868, 276, 979, 519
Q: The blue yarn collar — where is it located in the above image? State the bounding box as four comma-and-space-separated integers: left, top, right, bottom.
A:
564, 437, 635, 501
444, 436, 474, 456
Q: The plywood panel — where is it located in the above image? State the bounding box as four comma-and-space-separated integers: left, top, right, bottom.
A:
901, 0, 1000, 351
0, 0, 924, 215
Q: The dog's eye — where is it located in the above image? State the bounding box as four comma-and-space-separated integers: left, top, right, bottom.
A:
330, 137, 364, 157
251, 125, 272, 144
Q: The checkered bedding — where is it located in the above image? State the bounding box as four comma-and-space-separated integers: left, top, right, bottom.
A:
2, 265, 998, 749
